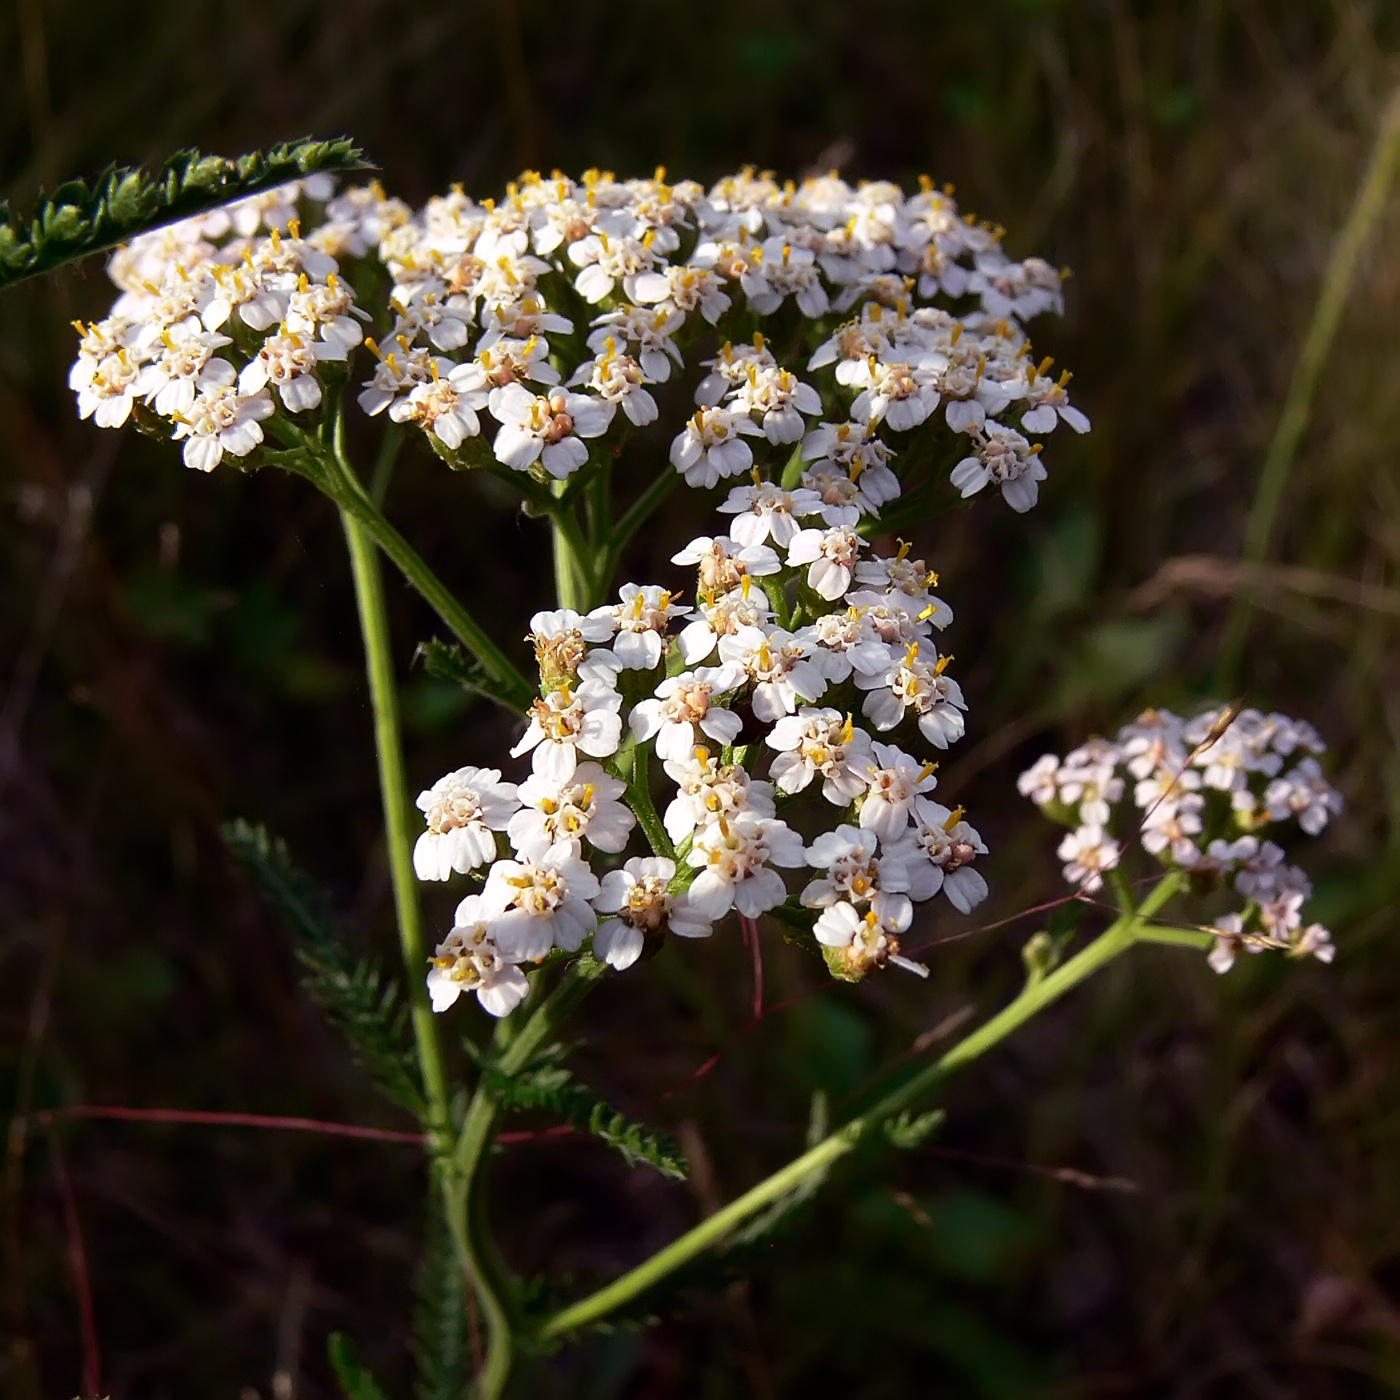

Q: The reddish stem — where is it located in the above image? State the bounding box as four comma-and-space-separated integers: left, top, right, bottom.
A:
42, 1105, 427, 1144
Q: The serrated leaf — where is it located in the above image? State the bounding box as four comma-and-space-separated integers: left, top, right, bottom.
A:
223, 819, 424, 1117
415, 637, 522, 711
0, 137, 368, 292
483, 1044, 687, 1180
327, 1332, 391, 1400
883, 1107, 945, 1150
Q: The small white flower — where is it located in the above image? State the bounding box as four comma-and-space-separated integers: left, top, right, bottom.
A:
632, 263, 732, 322
785, 525, 864, 600
507, 762, 634, 859
527, 608, 618, 687
170, 360, 275, 472
567, 340, 658, 426
480, 848, 601, 960
813, 897, 927, 979
589, 584, 684, 670
73, 346, 146, 428
670, 407, 762, 488
855, 643, 967, 749
490, 383, 615, 478
1206, 912, 1245, 975
1056, 824, 1121, 893
859, 742, 940, 840
801, 824, 910, 909
1017, 754, 1061, 807
728, 365, 823, 444
630, 663, 747, 762
1264, 757, 1343, 836
662, 746, 774, 843
414, 765, 520, 880
136, 322, 233, 418
674, 584, 773, 666
889, 796, 989, 912
717, 625, 827, 722
766, 708, 874, 803
673, 535, 781, 598
949, 424, 1047, 513
849, 358, 941, 433
686, 814, 806, 919
239, 328, 344, 413
510, 680, 624, 782
592, 856, 713, 969
717, 479, 823, 549
798, 607, 894, 684
428, 894, 530, 1017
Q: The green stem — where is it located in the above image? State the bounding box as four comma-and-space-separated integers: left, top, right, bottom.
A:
340, 510, 454, 1157
627, 742, 675, 860
445, 957, 608, 1399
601, 467, 679, 585
1218, 79, 1400, 689
301, 429, 534, 711
549, 480, 592, 613
538, 872, 1186, 1339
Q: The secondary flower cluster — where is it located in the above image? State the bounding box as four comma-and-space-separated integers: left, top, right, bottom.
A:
1019, 705, 1342, 973
69, 174, 369, 471
422, 518, 990, 1017
348, 168, 1086, 512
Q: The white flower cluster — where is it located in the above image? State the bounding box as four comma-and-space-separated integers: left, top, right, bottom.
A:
421, 522, 991, 1017
1019, 705, 1342, 974
69, 176, 369, 471
71, 169, 1087, 508
332, 167, 1086, 509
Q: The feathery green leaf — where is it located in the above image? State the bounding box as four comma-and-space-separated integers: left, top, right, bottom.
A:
483, 1045, 687, 1180
0, 137, 368, 291
223, 819, 424, 1117
413, 1193, 474, 1400
416, 637, 527, 711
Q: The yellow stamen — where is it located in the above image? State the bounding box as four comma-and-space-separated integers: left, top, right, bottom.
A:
942, 805, 966, 831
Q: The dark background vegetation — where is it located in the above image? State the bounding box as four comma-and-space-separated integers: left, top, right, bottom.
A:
3, 0, 1400, 1395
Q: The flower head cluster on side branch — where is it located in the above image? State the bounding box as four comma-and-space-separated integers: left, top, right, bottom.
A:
1020, 704, 1342, 974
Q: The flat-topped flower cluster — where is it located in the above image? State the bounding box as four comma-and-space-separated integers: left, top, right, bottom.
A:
423, 518, 990, 1017
69, 167, 1087, 518
1019, 705, 1342, 973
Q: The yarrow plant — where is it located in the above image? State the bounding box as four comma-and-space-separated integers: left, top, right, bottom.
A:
61, 157, 1343, 1398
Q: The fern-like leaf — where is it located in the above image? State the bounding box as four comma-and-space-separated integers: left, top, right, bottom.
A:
413, 1193, 474, 1400
416, 637, 527, 712
0, 137, 367, 291
484, 1048, 687, 1180
223, 819, 424, 1117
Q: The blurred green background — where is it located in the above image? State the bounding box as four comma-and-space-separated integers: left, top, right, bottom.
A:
3, 1, 1400, 1396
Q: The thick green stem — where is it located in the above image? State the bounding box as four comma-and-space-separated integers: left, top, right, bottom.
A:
340, 510, 454, 1157
538, 872, 1187, 1339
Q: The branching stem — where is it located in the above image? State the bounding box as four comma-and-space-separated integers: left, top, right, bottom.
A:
537, 872, 1186, 1339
